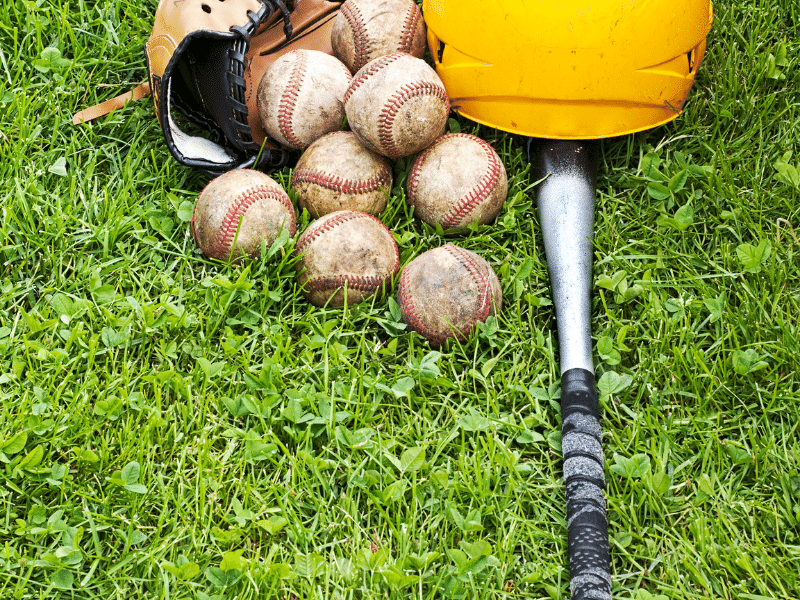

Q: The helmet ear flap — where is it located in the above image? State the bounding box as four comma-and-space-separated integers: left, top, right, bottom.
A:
422, 0, 713, 139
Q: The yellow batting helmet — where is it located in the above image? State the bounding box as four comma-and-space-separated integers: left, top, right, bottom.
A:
422, 0, 712, 139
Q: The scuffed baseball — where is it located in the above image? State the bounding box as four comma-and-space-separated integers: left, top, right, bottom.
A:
343, 53, 450, 160
397, 244, 502, 347
294, 210, 400, 307
407, 133, 508, 231
257, 49, 352, 150
291, 131, 393, 218
191, 170, 296, 261
331, 0, 427, 74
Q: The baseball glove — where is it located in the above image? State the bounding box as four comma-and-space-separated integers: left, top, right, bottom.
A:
146, 0, 343, 176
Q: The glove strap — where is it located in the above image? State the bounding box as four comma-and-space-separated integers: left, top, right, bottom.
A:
72, 82, 151, 125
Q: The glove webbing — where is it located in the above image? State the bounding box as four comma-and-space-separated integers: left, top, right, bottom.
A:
227, 1, 294, 152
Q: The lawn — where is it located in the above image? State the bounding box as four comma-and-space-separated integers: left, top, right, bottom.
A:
1, 0, 799, 598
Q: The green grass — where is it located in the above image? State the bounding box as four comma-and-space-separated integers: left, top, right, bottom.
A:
1, 0, 799, 598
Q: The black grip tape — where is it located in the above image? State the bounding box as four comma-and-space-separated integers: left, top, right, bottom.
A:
561, 368, 612, 600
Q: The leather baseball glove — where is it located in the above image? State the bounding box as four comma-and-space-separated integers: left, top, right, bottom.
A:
145, 0, 343, 176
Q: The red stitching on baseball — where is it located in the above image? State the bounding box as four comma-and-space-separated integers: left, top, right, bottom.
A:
297, 211, 399, 301
294, 210, 365, 256
278, 51, 307, 148
378, 81, 449, 160
291, 162, 391, 195
341, 0, 372, 73
406, 138, 440, 207
309, 212, 401, 279
399, 2, 422, 54
444, 244, 495, 324
343, 53, 404, 106
207, 185, 295, 259
305, 273, 391, 296
440, 135, 503, 229
338, 60, 353, 81
295, 212, 399, 269
398, 265, 448, 347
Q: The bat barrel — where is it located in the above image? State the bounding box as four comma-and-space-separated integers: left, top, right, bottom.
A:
532, 139, 598, 374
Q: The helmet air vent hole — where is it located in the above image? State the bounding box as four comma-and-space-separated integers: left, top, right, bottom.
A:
202, 3, 212, 13
437, 40, 445, 64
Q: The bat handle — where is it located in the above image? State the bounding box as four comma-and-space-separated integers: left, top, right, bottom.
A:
561, 368, 612, 600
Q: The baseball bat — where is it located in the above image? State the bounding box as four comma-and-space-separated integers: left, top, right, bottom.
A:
531, 139, 612, 600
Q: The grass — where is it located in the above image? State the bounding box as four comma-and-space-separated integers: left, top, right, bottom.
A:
1, 0, 799, 598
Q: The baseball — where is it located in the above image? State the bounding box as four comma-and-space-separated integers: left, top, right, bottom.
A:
397, 244, 502, 347
343, 53, 450, 160
294, 210, 400, 307
291, 131, 393, 219
191, 169, 296, 261
407, 133, 508, 231
257, 49, 352, 150
331, 0, 427, 74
